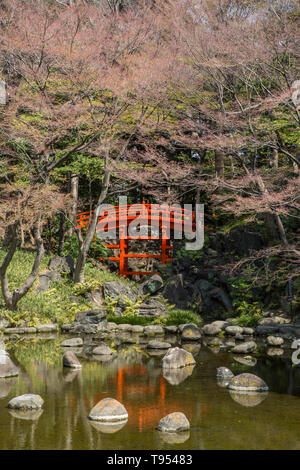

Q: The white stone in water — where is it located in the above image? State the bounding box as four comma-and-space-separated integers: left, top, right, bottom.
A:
8, 394, 44, 410
63, 351, 82, 369
88, 398, 128, 422
216, 367, 234, 378
0, 79, 6, 105
229, 373, 269, 392
162, 347, 196, 369
156, 412, 190, 432
61, 337, 83, 347
93, 344, 113, 355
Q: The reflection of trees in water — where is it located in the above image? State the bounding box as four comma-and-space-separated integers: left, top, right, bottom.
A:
3, 340, 300, 449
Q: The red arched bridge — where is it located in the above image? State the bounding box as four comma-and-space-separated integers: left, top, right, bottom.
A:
76, 202, 198, 278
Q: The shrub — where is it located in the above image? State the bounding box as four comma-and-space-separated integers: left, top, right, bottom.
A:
165, 309, 202, 326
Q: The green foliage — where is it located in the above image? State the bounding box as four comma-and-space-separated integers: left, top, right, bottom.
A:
227, 276, 263, 326
105, 294, 147, 317
165, 309, 202, 326
105, 295, 119, 316
0, 248, 127, 326
232, 301, 263, 327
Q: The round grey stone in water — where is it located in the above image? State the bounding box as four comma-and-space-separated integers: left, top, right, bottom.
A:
63, 351, 82, 369
0, 350, 19, 378
164, 325, 178, 334
61, 337, 83, 347
144, 325, 164, 336
88, 398, 128, 422
202, 324, 221, 336
229, 373, 269, 392
181, 324, 201, 341
156, 412, 190, 432
216, 367, 234, 378
225, 325, 244, 335
162, 347, 196, 369
8, 394, 44, 410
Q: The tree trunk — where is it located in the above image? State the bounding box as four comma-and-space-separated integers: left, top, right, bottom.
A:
215, 150, 224, 179
57, 211, 65, 256
273, 148, 279, 169
66, 173, 79, 236
255, 174, 288, 246
74, 167, 111, 284
0, 221, 45, 310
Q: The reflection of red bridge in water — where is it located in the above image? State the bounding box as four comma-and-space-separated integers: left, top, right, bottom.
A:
91, 365, 208, 432
76, 202, 199, 278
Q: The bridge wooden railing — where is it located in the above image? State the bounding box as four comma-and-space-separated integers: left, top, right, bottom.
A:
76, 202, 199, 277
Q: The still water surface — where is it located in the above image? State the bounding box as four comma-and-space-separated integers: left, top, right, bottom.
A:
0, 336, 300, 450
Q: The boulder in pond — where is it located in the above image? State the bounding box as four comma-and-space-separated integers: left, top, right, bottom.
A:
147, 340, 171, 350
162, 347, 196, 369
164, 325, 178, 334
242, 327, 255, 335
231, 341, 257, 354
202, 324, 221, 336
156, 412, 190, 432
0, 350, 19, 378
36, 324, 58, 333
63, 351, 82, 369
225, 325, 243, 336
216, 367, 234, 379
181, 324, 201, 341
93, 344, 114, 356
61, 337, 83, 347
131, 325, 144, 334
144, 325, 164, 336
229, 373, 268, 392
75, 309, 106, 325
211, 320, 231, 330
8, 394, 44, 410
88, 398, 128, 422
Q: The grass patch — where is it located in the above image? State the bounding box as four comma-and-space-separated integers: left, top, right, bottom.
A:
0, 248, 129, 327
165, 309, 202, 326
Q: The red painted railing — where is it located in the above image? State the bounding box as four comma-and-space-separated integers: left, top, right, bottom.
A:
76, 202, 197, 277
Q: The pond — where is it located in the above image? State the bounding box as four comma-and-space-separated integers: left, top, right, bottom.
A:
0, 335, 300, 450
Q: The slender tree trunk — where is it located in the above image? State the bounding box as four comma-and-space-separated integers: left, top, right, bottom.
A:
66, 173, 79, 236
273, 148, 279, 169
255, 173, 288, 245
215, 150, 224, 179
0, 221, 45, 310
57, 212, 65, 256
74, 167, 111, 284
